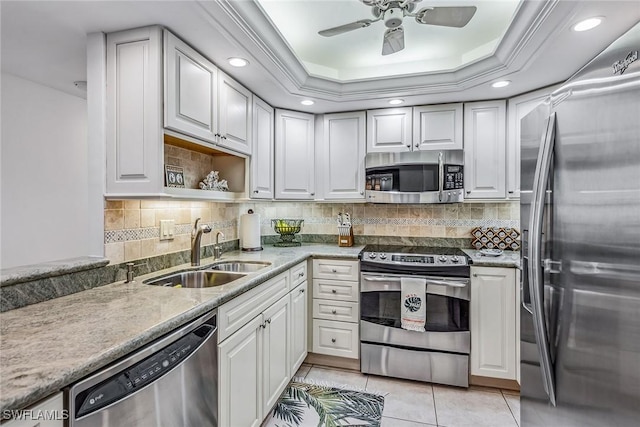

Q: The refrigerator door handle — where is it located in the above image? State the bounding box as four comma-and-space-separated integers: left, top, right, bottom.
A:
528, 112, 557, 407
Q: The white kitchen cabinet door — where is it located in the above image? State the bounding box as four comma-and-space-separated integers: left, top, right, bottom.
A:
2, 393, 64, 427
218, 72, 252, 155
366, 108, 412, 153
464, 100, 507, 199
320, 111, 366, 199
290, 280, 308, 375
413, 103, 463, 150
275, 109, 315, 199
164, 30, 218, 144
218, 314, 263, 427
470, 266, 517, 380
251, 96, 274, 199
106, 27, 163, 196
507, 86, 556, 199
262, 295, 291, 418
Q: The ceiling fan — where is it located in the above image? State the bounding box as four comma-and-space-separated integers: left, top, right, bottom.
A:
318, 0, 477, 55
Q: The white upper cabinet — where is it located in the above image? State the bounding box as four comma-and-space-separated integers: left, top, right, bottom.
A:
507, 86, 556, 199
218, 72, 252, 155
413, 103, 463, 150
319, 111, 366, 200
106, 26, 164, 196
366, 108, 412, 152
464, 100, 507, 199
275, 109, 315, 199
164, 30, 218, 143
250, 96, 274, 199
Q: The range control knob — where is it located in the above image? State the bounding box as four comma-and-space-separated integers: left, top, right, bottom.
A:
451, 255, 460, 263
439, 255, 448, 263
379, 253, 387, 260
368, 253, 377, 259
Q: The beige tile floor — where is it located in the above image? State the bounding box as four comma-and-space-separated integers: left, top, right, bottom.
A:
293, 364, 520, 427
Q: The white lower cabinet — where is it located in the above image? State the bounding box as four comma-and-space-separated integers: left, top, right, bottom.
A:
2, 393, 64, 427
311, 259, 359, 360
218, 265, 309, 426
470, 266, 517, 380
290, 280, 309, 375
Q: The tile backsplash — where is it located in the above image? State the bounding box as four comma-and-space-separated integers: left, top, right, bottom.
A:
104, 199, 518, 264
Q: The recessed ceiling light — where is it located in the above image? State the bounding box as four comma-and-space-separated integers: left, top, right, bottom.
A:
491, 80, 511, 88
388, 99, 404, 105
573, 17, 603, 32
228, 57, 249, 67
300, 100, 315, 106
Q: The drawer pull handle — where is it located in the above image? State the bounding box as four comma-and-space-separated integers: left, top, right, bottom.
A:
299, 288, 305, 293
332, 309, 337, 314
331, 289, 337, 294
331, 338, 336, 343
332, 268, 337, 273
298, 272, 305, 277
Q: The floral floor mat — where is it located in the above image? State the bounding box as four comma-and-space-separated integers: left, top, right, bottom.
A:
262, 379, 385, 427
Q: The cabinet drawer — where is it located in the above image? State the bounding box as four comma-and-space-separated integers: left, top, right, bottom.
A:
218, 271, 289, 342
313, 278, 358, 302
313, 299, 359, 323
312, 259, 359, 281
312, 319, 359, 359
290, 261, 308, 289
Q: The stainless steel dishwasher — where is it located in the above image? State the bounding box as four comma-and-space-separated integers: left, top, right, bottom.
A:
69, 310, 217, 427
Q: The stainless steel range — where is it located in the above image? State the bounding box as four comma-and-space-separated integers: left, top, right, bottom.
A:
359, 245, 470, 387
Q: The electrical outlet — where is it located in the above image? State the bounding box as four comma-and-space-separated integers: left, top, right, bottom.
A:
160, 219, 175, 241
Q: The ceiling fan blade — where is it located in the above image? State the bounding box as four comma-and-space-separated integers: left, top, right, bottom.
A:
416, 6, 477, 28
318, 19, 374, 37
382, 27, 405, 56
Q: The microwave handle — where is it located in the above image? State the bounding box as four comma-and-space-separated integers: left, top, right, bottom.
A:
438, 152, 444, 202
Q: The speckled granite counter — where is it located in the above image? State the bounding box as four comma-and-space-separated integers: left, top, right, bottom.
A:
0, 244, 363, 412
1, 256, 110, 287
463, 249, 521, 268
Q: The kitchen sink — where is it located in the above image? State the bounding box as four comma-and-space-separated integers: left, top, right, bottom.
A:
206, 261, 271, 273
144, 270, 246, 288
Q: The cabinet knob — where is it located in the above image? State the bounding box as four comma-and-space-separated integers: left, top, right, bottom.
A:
415, 144, 419, 148
331, 289, 337, 294
214, 133, 220, 138
332, 268, 337, 273
298, 272, 305, 277
508, 191, 515, 194
360, 191, 364, 195
310, 192, 315, 196
473, 273, 478, 277
406, 144, 411, 148
253, 190, 259, 193
332, 309, 337, 314
466, 190, 471, 194
221, 135, 227, 140
299, 288, 305, 293
331, 338, 336, 343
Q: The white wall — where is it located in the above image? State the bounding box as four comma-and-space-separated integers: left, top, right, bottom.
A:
1, 73, 90, 268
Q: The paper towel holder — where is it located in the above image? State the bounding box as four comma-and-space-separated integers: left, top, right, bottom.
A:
241, 209, 264, 252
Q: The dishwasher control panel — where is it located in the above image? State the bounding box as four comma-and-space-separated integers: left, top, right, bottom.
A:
75, 323, 213, 418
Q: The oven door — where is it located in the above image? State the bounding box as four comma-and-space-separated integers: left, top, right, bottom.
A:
360, 272, 470, 354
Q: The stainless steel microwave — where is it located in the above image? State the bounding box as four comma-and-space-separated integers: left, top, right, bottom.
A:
365, 151, 464, 203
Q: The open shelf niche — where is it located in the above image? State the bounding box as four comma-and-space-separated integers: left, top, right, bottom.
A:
163, 133, 247, 201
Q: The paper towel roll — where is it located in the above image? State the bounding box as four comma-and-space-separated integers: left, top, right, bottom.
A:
240, 210, 263, 251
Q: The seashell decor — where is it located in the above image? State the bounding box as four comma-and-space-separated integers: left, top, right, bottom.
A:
199, 170, 229, 192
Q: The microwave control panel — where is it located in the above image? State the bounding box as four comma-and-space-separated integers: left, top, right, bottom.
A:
444, 165, 464, 190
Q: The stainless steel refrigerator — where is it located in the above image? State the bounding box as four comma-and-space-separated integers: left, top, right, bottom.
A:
520, 22, 640, 426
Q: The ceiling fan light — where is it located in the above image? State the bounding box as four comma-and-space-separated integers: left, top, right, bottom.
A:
491, 80, 511, 88
228, 57, 249, 67
300, 100, 315, 106
573, 17, 603, 32
388, 99, 404, 105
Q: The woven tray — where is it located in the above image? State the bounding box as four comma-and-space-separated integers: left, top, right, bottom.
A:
471, 227, 521, 251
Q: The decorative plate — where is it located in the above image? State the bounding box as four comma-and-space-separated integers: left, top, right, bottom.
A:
480, 249, 503, 257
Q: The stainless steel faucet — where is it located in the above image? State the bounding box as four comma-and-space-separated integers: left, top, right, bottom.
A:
191, 218, 212, 266
214, 231, 225, 260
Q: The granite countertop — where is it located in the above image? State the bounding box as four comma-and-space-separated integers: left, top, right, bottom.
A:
0, 244, 363, 413
463, 249, 521, 268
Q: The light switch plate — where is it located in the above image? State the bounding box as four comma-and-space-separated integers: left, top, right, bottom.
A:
160, 219, 175, 240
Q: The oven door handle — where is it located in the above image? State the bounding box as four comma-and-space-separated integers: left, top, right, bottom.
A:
361, 276, 468, 288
